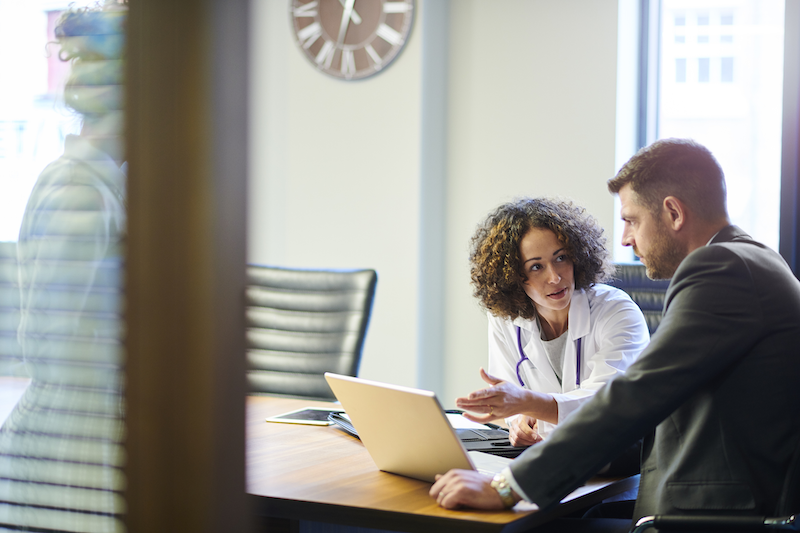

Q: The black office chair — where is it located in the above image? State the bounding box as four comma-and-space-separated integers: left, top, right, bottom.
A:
245, 265, 377, 400
631, 439, 800, 533
608, 263, 670, 335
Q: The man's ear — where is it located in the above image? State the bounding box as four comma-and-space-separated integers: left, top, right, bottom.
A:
661, 196, 686, 231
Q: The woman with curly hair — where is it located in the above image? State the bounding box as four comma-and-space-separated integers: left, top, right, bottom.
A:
456, 198, 649, 447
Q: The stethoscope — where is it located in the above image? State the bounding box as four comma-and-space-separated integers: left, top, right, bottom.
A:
515, 326, 582, 389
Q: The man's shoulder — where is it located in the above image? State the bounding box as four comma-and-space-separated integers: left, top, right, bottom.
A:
705, 225, 775, 261
691, 242, 782, 275
672, 228, 798, 301
674, 245, 761, 288
680, 226, 775, 269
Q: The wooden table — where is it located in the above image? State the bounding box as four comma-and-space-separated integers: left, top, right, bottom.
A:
0, 381, 637, 532
246, 396, 639, 533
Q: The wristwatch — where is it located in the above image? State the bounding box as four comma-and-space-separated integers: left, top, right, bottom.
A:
491, 472, 517, 508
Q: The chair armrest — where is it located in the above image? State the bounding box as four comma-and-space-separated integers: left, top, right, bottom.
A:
632, 514, 795, 533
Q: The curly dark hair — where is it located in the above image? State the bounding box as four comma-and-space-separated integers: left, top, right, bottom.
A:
469, 197, 614, 321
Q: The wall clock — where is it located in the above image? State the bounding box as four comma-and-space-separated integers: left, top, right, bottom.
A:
290, 0, 415, 81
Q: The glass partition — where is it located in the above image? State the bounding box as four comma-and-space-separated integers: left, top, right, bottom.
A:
0, 1, 127, 531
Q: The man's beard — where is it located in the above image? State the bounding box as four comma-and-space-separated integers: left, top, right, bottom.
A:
636, 222, 687, 280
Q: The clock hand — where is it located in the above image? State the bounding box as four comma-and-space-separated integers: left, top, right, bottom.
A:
337, 0, 361, 25
337, 0, 356, 45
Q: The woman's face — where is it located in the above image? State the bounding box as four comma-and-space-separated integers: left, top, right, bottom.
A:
518, 227, 575, 319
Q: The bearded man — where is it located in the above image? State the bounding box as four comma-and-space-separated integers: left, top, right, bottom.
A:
431, 138, 800, 530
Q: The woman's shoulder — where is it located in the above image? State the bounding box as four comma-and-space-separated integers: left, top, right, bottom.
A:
584, 284, 648, 337
486, 310, 535, 331
585, 283, 638, 309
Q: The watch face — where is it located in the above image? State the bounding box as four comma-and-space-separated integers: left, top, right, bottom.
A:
290, 0, 415, 81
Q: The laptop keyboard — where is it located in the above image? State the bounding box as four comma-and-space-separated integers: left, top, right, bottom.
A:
456, 428, 511, 442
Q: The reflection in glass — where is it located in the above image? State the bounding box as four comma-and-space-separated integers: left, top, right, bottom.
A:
0, 2, 127, 531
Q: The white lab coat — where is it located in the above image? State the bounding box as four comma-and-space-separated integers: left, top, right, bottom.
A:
487, 283, 649, 437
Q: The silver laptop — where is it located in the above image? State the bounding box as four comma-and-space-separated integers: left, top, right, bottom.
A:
324, 372, 511, 482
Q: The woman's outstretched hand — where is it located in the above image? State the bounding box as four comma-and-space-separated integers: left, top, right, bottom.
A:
455, 368, 558, 426
455, 368, 532, 422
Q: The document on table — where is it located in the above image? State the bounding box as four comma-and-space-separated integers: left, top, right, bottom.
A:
469, 450, 513, 475
446, 413, 494, 430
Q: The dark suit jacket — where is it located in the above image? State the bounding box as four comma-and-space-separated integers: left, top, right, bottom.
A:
509, 226, 800, 520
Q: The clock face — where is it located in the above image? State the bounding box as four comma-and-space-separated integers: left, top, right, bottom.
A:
290, 0, 415, 81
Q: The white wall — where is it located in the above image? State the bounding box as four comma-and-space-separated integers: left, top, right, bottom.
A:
249, 0, 624, 404
250, 0, 425, 388
441, 1, 622, 403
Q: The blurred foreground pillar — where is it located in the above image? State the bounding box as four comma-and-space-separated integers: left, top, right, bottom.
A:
125, 0, 250, 531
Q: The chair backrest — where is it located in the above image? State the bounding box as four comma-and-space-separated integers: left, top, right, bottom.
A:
0, 242, 24, 376
245, 265, 377, 399
608, 263, 670, 335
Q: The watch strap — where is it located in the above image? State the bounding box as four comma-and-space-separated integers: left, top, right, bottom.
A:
491, 472, 516, 508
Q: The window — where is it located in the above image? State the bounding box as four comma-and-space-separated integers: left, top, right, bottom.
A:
675, 58, 687, 82
635, 0, 786, 257
698, 57, 710, 81
721, 57, 734, 82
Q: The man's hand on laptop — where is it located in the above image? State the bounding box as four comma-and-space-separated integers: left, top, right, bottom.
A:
430, 469, 520, 510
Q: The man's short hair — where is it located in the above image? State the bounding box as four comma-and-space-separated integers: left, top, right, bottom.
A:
607, 138, 728, 221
